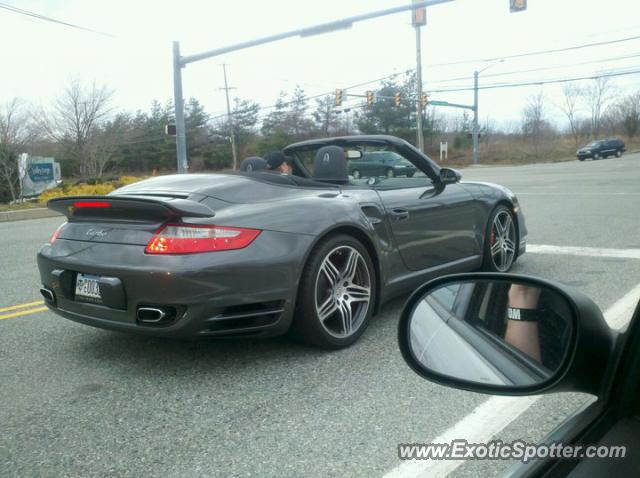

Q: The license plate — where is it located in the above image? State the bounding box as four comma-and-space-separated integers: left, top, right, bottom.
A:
75, 274, 102, 302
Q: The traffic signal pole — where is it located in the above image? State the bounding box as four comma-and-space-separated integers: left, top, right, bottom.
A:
172, 41, 188, 174
172, 0, 454, 172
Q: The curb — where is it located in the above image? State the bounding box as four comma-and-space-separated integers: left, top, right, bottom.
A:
0, 208, 61, 223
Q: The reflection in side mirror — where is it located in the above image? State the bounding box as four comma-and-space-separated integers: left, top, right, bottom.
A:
346, 149, 363, 159
405, 279, 574, 389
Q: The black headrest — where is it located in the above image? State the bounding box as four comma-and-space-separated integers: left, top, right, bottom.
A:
313, 146, 348, 184
239, 157, 267, 172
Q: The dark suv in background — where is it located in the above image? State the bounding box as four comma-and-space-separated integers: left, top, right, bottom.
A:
577, 138, 626, 161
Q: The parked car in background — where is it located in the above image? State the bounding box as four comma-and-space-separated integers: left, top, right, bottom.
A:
347, 151, 417, 178
577, 138, 626, 161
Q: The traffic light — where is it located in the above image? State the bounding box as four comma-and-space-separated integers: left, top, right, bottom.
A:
394, 92, 401, 107
412, 0, 426, 26
510, 0, 526, 12
420, 93, 429, 108
366, 91, 375, 107
335, 88, 343, 106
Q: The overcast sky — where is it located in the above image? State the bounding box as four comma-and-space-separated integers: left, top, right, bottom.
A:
2, 0, 639, 130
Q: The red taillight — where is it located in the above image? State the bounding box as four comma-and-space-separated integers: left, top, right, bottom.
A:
145, 223, 261, 254
73, 201, 111, 208
49, 222, 67, 244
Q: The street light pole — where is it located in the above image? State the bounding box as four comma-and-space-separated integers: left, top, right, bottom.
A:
472, 59, 503, 165
173, 41, 188, 173
415, 25, 425, 152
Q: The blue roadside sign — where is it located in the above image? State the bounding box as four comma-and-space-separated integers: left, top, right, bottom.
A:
28, 163, 54, 182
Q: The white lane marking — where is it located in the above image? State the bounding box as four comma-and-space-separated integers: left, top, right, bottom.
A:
383, 283, 640, 478
527, 244, 640, 260
605, 282, 640, 330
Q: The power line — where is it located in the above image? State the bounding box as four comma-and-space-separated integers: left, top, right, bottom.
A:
428, 67, 640, 94
209, 30, 640, 121
0, 2, 114, 37
208, 69, 416, 121
428, 52, 640, 84
426, 33, 640, 68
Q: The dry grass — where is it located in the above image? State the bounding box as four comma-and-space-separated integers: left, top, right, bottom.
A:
428, 135, 640, 168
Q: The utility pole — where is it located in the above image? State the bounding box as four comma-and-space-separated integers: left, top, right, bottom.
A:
472, 70, 479, 165
172, 41, 188, 173
415, 26, 425, 152
221, 64, 238, 171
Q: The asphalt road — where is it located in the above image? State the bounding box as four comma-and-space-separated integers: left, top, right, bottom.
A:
1, 153, 639, 477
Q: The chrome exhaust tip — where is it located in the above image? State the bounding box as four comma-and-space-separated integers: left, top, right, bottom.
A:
137, 307, 171, 324
40, 287, 56, 304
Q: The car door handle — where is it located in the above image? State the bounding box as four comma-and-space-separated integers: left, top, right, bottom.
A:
391, 208, 410, 221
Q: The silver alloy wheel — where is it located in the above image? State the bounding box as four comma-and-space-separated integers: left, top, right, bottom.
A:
386, 168, 395, 178
616, 150, 622, 157
490, 210, 516, 272
314, 245, 371, 338
353, 169, 361, 179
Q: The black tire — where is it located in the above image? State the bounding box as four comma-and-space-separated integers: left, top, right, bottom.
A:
386, 168, 395, 178
578, 157, 585, 161
593, 152, 600, 160
481, 206, 517, 272
352, 169, 361, 179
289, 234, 376, 349
407, 172, 415, 178
616, 150, 623, 158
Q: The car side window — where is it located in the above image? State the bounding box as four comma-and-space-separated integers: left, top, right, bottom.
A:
347, 148, 432, 189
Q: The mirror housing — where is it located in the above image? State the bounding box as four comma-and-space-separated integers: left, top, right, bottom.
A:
438, 167, 461, 185
398, 273, 617, 396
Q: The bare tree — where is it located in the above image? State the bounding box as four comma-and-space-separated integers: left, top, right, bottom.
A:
583, 77, 613, 139
615, 91, 640, 139
86, 113, 132, 177
0, 99, 35, 202
521, 91, 547, 155
558, 83, 583, 148
38, 79, 113, 177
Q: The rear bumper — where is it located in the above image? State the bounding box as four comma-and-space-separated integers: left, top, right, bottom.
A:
37, 230, 314, 338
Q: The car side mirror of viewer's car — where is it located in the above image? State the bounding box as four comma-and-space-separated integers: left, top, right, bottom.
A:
398, 273, 618, 396
438, 167, 461, 184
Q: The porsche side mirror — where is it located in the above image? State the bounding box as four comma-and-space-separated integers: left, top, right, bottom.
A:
398, 273, 617, 396
438, 168, 461, 184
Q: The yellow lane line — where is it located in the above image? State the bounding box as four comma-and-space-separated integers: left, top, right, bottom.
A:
0, 306, 49, 321
0, 300, 44, 313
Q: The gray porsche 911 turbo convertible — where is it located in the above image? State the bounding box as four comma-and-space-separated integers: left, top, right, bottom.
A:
37, 135, 527, 349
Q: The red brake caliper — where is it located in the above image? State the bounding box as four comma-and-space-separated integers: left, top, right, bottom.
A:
490, 227, 496, 246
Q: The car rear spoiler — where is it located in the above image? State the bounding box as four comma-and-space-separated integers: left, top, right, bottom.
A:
47, 195, 215, 221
